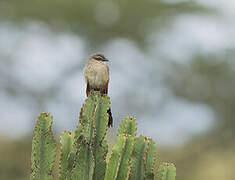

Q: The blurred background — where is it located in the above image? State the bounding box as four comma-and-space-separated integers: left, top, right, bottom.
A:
0, 0, 234, 179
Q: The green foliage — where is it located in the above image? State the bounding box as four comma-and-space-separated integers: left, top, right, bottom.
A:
1, 0, 206, 48
30, 92, 176, 180
156, 163, 176, 180
30, 112, 57, 180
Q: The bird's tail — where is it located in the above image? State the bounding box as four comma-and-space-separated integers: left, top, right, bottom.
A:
107, 108, 113, 127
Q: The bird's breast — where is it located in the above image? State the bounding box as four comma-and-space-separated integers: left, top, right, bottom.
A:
84, 62, 109, 89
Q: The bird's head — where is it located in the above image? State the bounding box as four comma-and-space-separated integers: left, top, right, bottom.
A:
90, 53, 109, 62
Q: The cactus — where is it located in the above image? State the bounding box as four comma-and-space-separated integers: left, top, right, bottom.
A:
105, 117, 136, 180
118, 117, 137, 136
156, 163, 176, 180
74, 92, 109, 180
59, 131, 76, 180
30, 92, 176, 180
105, 134, 135, 180
30, 112, 57, 180
71, 135, 95, 180
129, 136, 156, 180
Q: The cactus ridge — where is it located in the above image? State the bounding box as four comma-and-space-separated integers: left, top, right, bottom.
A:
30, 112, 57, 180
75, 92, 110, 179
116, 134, 135, 180
59, 131, 76, 180
143, 137, 156, 180
71, 135, 95, 180
79, 92, 109, 146
79, 95, 96, 145
105, 117, 137, 180
129, 136, 156, 180
104, 134, 127, 180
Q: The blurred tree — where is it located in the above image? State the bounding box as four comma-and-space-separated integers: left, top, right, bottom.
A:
163, 51, 235, 180
167, 51, 235, 143
0, 0, 209, 129
0, 0, 206, 49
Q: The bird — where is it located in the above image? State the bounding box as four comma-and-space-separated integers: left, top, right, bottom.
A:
83, 53, 113, 127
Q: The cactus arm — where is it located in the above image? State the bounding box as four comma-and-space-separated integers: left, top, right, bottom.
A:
118, 117, 137, 137
74, 92, 110, 180
92, 94, 110, 180
156, 163, 176, 180
156, 163, 167, 180
79, 95, 96, 145
105, 117, 137, 180
129, 136, 156, 180
116, 135, 134, 180
166, 163, 176, 180
104, 135, 126, 180
30, 112, 57, 180
59, 131, 76, 180
79, 91, 109, 146
116, 117, 136, 180
93, 140, 108, 180
129, 136, 146, 180
93, 94, 110, 143
71, 135, 95, 180
144, 138, 156, 180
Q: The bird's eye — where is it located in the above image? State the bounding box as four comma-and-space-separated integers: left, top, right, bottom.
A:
95, 56, 103, 60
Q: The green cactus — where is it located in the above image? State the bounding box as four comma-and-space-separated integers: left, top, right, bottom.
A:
156, 163, 176, 180
105, 117, 136, 180
59, 131, 76, 180
30, 92, 176, 180
76, 91, 109, 179
129, 136, 156, 180
105, 134, 135, 180
71, 135, 95, 180
30, 112, 57, 180
118, 117, 137, 136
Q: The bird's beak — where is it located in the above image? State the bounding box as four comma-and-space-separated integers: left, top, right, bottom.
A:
103, 58, 109, 62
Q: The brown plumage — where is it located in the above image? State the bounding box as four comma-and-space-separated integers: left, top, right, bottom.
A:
83, 53, 113, 127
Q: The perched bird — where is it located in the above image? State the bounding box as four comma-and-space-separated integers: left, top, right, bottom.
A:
83, 53, 113, 127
